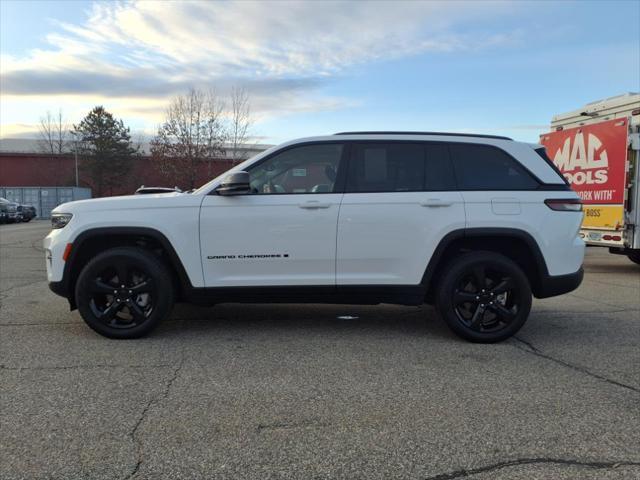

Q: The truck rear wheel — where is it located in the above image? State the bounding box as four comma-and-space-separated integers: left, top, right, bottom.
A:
627, 250, 640, 265
75, 247, 174, 339
436, 251, 532, 343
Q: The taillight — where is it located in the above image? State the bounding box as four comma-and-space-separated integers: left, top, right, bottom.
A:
545, 198, 583, 212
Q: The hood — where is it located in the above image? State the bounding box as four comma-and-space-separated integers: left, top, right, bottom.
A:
52, 191, 202, 214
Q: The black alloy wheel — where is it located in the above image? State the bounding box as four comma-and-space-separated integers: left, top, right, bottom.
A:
436, 251, 532, 343
75, 247, 174, 339
88, 262, 154, 328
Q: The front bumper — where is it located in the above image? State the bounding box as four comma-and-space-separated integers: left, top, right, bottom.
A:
535, 267, 584, 299
48, 281, 76, 310
49, 280, 68, 298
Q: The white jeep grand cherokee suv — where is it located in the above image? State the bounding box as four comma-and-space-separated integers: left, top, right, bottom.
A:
45, 132, 584, 342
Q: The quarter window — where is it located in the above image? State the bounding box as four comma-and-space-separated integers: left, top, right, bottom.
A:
449, 144, 539, 190
247, 143, 343, 194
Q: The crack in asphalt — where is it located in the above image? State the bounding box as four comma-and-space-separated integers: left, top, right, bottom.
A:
424, 458, 640, 479
0, 363, 175, 371
583, 278, 640, 289
124, 349, 185, 480
541, 308, 640, 316
512, 336, 639, 394
0, 321, 78, 326
0, 321, 82, 327
30, 238, 45, 253
0, 278, 46, 297
256, 420, 332, 432
566, 291, 631, 310
0, 240, 29, 248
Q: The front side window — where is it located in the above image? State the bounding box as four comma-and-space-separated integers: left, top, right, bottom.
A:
449, 144, 539, 190
247, 143, 343, 194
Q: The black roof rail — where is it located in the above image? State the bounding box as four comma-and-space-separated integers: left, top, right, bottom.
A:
333, 131, 513, 141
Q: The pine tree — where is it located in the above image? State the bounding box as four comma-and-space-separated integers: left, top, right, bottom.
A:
72, 107, 138, 196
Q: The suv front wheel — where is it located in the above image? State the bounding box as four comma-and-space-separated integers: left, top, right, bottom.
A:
75, 247, 174, 339
436, 251, 532, 343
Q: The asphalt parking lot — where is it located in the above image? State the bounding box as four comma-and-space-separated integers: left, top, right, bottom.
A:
1, 221, 639, 480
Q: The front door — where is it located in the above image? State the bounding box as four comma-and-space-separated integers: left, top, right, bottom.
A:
200, 142, 346, 287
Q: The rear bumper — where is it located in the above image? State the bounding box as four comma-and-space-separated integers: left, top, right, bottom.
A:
535, 267, 584, 299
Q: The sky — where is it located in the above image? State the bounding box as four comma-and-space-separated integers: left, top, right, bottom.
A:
1, 0, 639, 145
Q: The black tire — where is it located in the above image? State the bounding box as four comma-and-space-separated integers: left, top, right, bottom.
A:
627, 250, 640, 265
436, 251, 532, 343
75, 247, 174, 339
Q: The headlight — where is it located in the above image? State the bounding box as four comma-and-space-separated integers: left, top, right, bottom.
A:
51, 213, 73, 229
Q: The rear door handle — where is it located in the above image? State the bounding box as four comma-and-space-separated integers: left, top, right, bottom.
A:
420, 199, 453, 207
299, 201, 331, 209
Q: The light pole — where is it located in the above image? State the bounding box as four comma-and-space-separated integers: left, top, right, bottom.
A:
74, 138, 79, 187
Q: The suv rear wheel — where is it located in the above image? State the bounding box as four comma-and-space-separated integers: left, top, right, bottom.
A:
75, 247, 174, 339
436, 251, 532, 343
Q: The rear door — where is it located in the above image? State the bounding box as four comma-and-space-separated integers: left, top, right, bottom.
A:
336, 142, 465, 285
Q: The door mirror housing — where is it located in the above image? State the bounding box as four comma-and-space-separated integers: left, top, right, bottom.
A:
216, 171, 251, 195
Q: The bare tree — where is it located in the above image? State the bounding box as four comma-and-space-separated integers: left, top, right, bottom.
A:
228, 86, 253, 165
151, 88, 226, 189
38, 109, 68, 155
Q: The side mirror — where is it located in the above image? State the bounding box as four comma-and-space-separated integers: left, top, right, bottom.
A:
216, 171, 251, 196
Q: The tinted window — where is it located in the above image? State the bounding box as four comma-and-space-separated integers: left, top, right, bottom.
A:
450, 144, 539, 190
425, 144, 456, 191
247, 143, 343, 194
346, 143, 457, 192
347, 143, 425, 192
535, 147, 569, 185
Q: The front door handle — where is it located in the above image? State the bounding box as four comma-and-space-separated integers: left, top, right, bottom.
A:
299, 201, 331, 209
420, 199, 453, 207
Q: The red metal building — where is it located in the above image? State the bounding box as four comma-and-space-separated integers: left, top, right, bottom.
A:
0, 139, 268, 197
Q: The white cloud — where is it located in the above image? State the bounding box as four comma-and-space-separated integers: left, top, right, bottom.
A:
1, 0, 524, 137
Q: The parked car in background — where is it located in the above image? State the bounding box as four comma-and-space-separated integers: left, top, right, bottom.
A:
0, 197, 22, 223
135, 185, 183, 194
20, 205, 37, 222
0, 198, 8, 224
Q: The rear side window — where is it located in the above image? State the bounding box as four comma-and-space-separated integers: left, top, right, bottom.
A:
347, 143, 425, 192
345, 143, 457, 192
425, 144, 456, 191
449, 144, 539, 190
